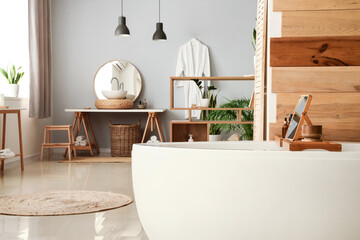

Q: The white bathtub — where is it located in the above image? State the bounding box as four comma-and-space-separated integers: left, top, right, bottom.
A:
132, 141, 360, 240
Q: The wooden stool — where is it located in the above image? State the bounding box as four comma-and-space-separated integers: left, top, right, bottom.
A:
41, 125, 77, 161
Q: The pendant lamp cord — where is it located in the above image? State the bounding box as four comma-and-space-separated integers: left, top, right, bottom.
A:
121, 0, 123, 16
158, 0, 161, 22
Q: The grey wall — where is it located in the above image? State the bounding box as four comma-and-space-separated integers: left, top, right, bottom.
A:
51, 0, 257, 148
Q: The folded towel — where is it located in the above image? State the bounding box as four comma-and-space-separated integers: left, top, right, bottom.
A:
0, 148, 12, 154
79, 140, 88, 146
75, 141, 80, 147
76, 135, 85, 142
146, 136, 160, 144
0, 151, 15, 159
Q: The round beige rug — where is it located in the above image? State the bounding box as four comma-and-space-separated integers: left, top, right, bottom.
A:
0, 191, 133, 216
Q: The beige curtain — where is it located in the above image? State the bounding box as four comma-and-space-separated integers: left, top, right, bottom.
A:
28, 0, 51, 119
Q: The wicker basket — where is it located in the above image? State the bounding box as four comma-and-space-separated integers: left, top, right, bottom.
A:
95, 99, 133, 109
109, 121, 141, 157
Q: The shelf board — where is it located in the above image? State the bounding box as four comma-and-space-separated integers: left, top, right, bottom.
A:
0, 153, 21, 161
171, 107, 254, 111
170, 76, 255, 81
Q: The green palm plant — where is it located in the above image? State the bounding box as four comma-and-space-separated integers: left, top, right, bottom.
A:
0, 65, 24, 84
207, 98, 254, 140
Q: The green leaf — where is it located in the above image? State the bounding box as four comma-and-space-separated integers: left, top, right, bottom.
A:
15, 72, 24, 84
9, 65, 16, 84
0, 67, 9, 80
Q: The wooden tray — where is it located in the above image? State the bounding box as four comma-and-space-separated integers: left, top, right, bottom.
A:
274, 135, 284, 147
282, 139, 342, 152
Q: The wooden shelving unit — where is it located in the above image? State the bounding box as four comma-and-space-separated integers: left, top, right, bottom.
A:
170, 121, 209, 142
170, 76, 255, 142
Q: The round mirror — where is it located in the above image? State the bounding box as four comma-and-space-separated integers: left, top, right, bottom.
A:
93, 60, 142, 101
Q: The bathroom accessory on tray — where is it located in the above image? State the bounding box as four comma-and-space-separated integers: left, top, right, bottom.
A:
93, 60, 142, 109
277, 94, 341, 151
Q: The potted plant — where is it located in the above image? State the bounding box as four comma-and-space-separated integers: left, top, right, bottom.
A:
207, 98, 254, 140
193, 79, 209, 107
208, 123, 222, 141
0, 65, 25, 97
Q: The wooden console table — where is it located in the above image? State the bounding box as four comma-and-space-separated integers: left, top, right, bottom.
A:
0, 108, 24, 170
65, 109, 166, 155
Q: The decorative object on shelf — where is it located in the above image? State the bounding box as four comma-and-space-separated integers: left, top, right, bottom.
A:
188, 134, 194, 142
285, 95, 312, 140
227, 133, 240, 141
209, 126, 222, 142
200, 99, 210, 107
207, 98, 254, 140
93, 60, 142, 108
278, 94, 342, 151
137, 101, 145, 109
153, 0, 167, 41
0, 65, 25, 97
95, 99, 133, 109
115, 0, 130, 36
301, 125, 323, 142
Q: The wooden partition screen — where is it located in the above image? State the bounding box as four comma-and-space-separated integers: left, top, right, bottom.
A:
269, 0, 360, 142
253, 0, 268, 140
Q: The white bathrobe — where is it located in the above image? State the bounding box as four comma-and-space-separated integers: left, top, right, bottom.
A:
175, 38, 211, 119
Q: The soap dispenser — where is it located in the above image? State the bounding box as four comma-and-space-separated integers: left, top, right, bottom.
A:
188, 134, 194, 142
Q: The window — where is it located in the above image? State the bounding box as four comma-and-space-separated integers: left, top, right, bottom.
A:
0, 0, 29, 97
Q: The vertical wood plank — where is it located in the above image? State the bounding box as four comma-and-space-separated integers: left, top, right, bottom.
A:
253, 0, 268, 140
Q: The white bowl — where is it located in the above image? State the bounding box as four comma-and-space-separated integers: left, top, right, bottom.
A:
102, 90, 127, 99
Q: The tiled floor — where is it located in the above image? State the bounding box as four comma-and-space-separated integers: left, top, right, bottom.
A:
0, 154, 148, 240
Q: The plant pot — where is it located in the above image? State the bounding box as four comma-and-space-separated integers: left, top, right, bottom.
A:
209, 134, 222, 142
200, 98, 210, 107
5, 84, 19, 97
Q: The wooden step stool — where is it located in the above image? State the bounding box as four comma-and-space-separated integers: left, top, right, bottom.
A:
41, 125, 77, 161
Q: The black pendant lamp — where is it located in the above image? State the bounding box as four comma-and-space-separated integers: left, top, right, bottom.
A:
153, 0, 167, 41
115, 0, 130, 36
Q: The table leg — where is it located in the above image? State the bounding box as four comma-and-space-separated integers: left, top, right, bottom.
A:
154, 114, 163, 142
141, 113, 151, 143
41, 126, 47, 161
17, 111, 24, 171
81, 113, 93, 156
1, 113, 6, 170
155, 113, 166, 142
85, 113, 99, 153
